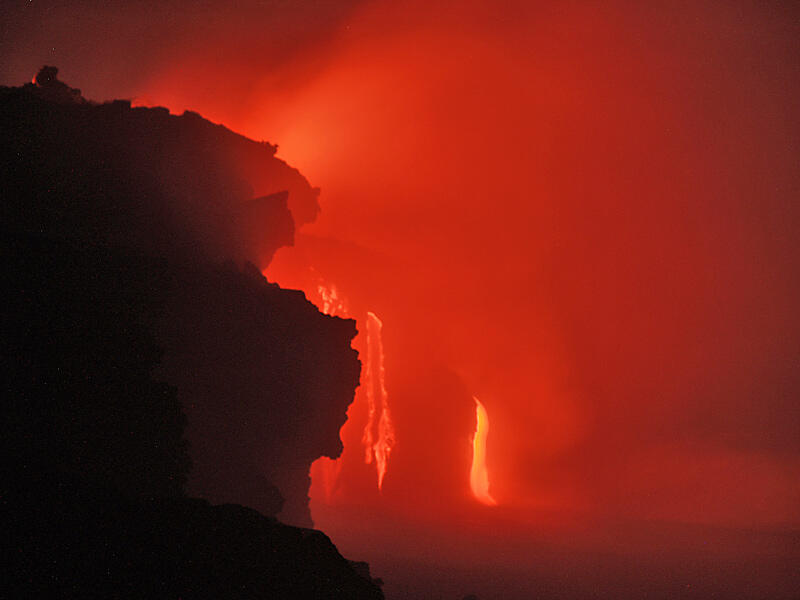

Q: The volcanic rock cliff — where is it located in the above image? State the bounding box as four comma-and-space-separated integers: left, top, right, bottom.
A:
1, 68, 376, 598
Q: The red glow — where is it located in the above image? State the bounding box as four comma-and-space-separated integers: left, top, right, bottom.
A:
317, 282, 348, 317
470, 397, 496, 506
126, 0, 800, 594
231, 0, 799, 529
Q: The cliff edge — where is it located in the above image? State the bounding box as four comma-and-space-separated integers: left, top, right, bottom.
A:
1, 67, 376, 597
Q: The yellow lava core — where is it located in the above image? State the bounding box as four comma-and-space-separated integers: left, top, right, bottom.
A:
470, 396, 497, 506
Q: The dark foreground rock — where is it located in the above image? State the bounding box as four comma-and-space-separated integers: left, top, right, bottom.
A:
5, 472, 383, 600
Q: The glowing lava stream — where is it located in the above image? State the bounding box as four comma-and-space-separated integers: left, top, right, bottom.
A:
310, 281, 396, 493
363, 311, 396, 490
317, 282, 347, 317
470, 396, 497, 506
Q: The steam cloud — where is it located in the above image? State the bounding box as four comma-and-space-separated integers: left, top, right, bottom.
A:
6, 0, 795, 527
4, 0, 798, 597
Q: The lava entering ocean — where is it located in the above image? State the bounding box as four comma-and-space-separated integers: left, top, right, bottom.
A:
363, 312, 396, 490
3, 0, 800, 597
306, 282, 397, 496
470, 396, 497, 506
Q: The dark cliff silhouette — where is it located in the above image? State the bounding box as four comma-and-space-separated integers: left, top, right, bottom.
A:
6, 472, 383, 599
156, 260, 359, 525
2, 66, 312, 266
1, 68, 379, 598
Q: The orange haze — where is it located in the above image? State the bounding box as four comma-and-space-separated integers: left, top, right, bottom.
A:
6, 0, 798, 595
122, 0, 800, 528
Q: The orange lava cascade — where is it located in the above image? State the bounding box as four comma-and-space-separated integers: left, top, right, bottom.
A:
308, 282, 396, 495
363, 311, 395, 490
317, 282, 347, 317
470, 396, 497, 506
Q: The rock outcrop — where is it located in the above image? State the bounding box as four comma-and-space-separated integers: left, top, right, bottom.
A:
156, 260, 359, 525
1, 66, 316, 266
1, 68, 375, 597
6, 471, 383, 599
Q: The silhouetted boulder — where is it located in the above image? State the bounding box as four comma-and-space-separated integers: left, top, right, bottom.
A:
31, 65, 86, 104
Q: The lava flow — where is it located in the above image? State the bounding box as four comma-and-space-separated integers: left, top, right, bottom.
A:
363, 311, 396, 491
317, 282, 347, 317
470, 396, 496, 506
306, 281, 396, 496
